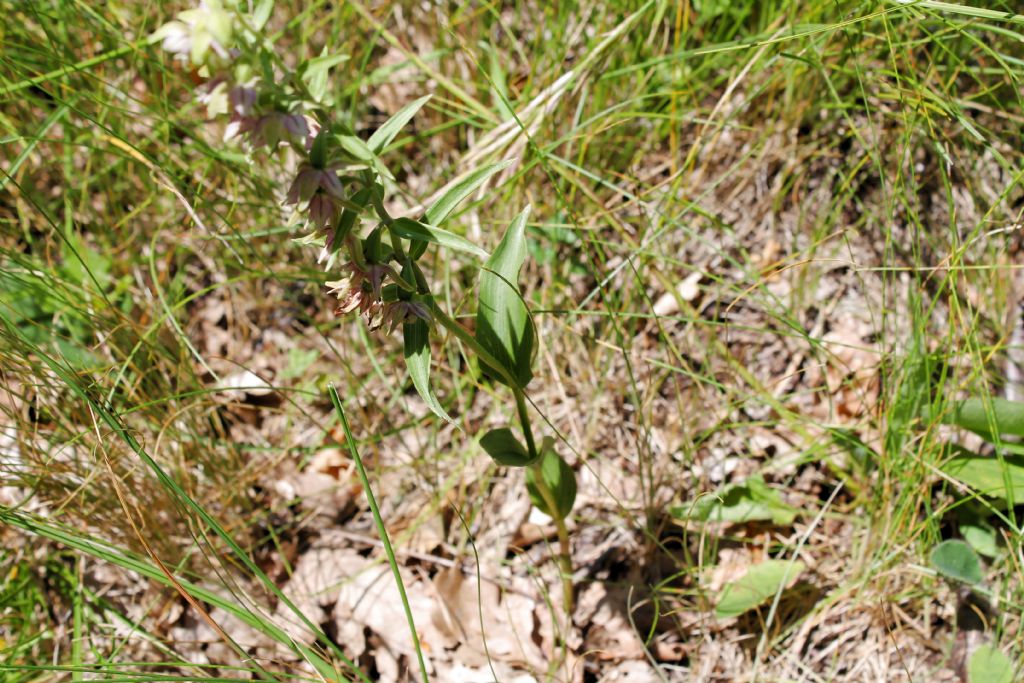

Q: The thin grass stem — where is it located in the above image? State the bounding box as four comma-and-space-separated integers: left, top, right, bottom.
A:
328, 384, 430, 683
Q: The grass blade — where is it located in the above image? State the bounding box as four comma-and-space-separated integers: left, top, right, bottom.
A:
328, 384, 429, 683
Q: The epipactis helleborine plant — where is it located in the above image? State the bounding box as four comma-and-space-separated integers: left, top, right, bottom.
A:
154, 0, 577, 608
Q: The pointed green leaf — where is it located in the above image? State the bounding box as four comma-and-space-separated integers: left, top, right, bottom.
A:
941, 452, 1024, 501
391, 217, 488, 259
424, 159, 515, 226
480, 428, 535, 467
368, 95, 431, 154
335, 134, 375, 162
302, 51, 348, 103
946, 397, 1024, 439
526, 445, 575, 519
333, 187, 371, 248
403, 318, 453, 425
931, 539, 984, 585
968, 645, 1014, 683
333, 134, 393, 181
715, 560, 805, 619
476, 206, 534, 387
252, 0, 274, 30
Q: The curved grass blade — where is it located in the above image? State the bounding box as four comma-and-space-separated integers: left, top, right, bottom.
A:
0, 509, 336, 683
0, 313, 366, 682
391, 217, 488, 260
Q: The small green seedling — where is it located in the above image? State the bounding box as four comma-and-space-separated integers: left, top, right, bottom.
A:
672, 474, 797, 526
715, 559, 805, 619
929, 540, 1017, 682
930, 539, 984, 586
927, 395, 1024, 563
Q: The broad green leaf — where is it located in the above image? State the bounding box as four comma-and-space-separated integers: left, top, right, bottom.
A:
672, 475, 797, 525
931, 539, 984, 585
368, 95, 431, 154
391, 217, 488, 260
946, 397, 1024, 439
525, 444, 576, 519
715, 560, 805, 619
480, 428, 535, 467
476, 206, 534, 388
989, 439, 1024, 457
968, 645, 1015, 683
55, 337, 101, 369
61, 232, 111, 288
424, 159, 515, 226
403, 318, 453, 425
941, 452, 1024, 501
962, 522, 999, 559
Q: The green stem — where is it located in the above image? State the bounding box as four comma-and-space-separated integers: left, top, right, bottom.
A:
363, 176, 424, 292
366, 182, 403, 260
432, 305, 574, 614
515, 389, 539, 461
528, 463, 575, 615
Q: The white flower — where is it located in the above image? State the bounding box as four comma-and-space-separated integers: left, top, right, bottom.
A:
325, 261, 398, 324
196, 78, 229, 118
230, 110, 309, 149
152, 1, 235, 66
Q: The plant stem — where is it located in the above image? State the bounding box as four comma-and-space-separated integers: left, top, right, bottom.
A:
514, 386, 539, 461
431, 305, 574, 613
529, 462, 575, 615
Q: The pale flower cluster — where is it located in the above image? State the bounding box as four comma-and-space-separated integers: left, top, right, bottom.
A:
154, 1, 429, 332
